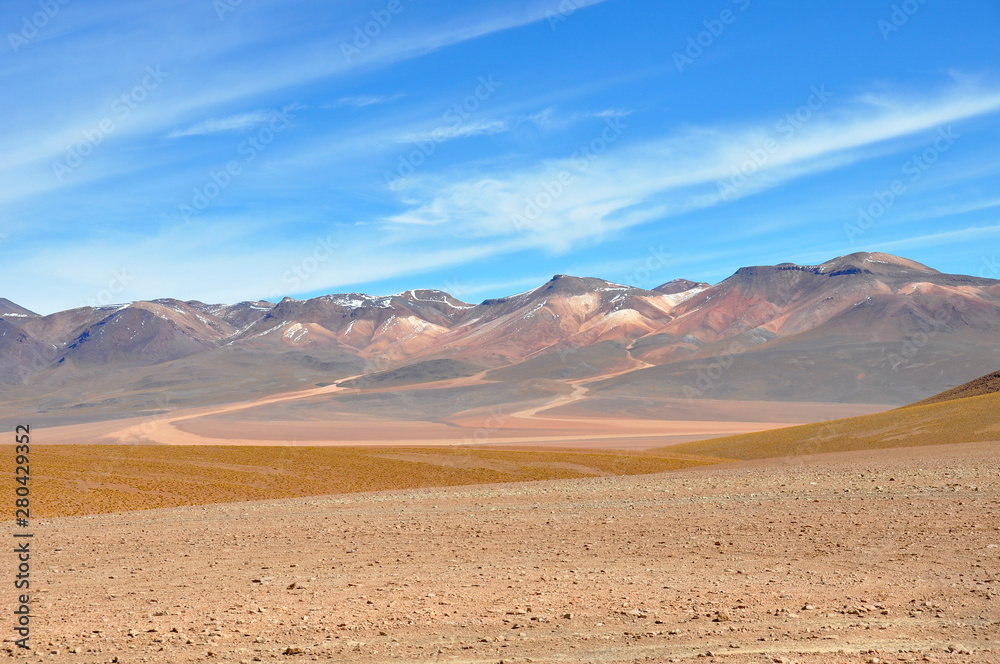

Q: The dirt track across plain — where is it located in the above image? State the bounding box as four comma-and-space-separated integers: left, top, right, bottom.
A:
13, 440, 1000, 663
31, 373, 886, 449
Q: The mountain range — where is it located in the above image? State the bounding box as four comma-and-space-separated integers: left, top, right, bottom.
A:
3, 251, 999, 427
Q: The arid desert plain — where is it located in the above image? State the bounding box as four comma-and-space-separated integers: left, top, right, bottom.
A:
5, 0, 1000, 658
8, 441, 999, 663
3, 253, 1000, 662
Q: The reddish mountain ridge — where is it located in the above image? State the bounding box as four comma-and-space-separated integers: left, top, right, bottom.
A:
2, 252, 998, 405
592, 253, 1000, 403
656, 253, 982, 346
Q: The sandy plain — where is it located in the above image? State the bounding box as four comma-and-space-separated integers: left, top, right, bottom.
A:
7, 440, 999, 663
31, 369, 887, 450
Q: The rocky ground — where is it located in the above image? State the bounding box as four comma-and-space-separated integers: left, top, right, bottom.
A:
6, 441, 1000, 663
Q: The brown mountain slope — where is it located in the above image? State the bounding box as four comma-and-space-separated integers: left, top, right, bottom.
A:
188, 299, 276, 330
665, 389, 1000, 460
0, 298, 38, 317
426, 275, 696, 366
590, 322, 1000, 405
59, 302, 239, 366
2, 252, 999, 420
644, 251, 998, 349
654, 278, 710, 295
0, 319, 51, 384
595, 252, 1000, 404
231, 291, 469, 358
335, 358, 483, 389
910, 368, 1000, 406
14, 305, 118, 346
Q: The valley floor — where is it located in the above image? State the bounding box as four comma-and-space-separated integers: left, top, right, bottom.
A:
11, 440, 999, 663
29, 370, 887, 450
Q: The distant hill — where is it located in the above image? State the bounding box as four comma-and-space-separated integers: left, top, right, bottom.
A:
910, 368, 1000, 407
667, 383, 1000, 460
588, 252, 1000, 404
0, 298, 38, 317
2, 252, 1000, 424
654, 278, 710, 295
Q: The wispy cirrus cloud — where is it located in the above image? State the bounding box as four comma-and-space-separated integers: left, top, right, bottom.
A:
527, 107, 631, 130
166, 111, 275, 138
390, 106, 630, 146
383, 85, 1000, 252
0, 0, 616, 185
3, 0, 998, 312
395, 119, 510, 144
872, 223, 1000, 252
327, 93, 406, 108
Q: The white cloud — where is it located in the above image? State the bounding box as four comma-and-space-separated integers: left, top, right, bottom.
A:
594, 109, 631, 119
872, 223, 1000, 252
0, 0, 616, 199
395, 119, 509, 144
527, 107, 556, 128
6, 73, 1000, 312
390, 106, 631, 148
327, 93, 406, 108
5, 226, 514, 315
910, 197, 1000, 221
380, 85, 1000, 253
521, 107, 631, 132
166, 111, 274, 138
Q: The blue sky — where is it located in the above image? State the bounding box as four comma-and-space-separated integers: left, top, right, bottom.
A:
2, 0, 999, 313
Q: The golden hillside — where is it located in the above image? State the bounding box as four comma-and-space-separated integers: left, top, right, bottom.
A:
666, 390, 1000, 461
11, 445, 727, 518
